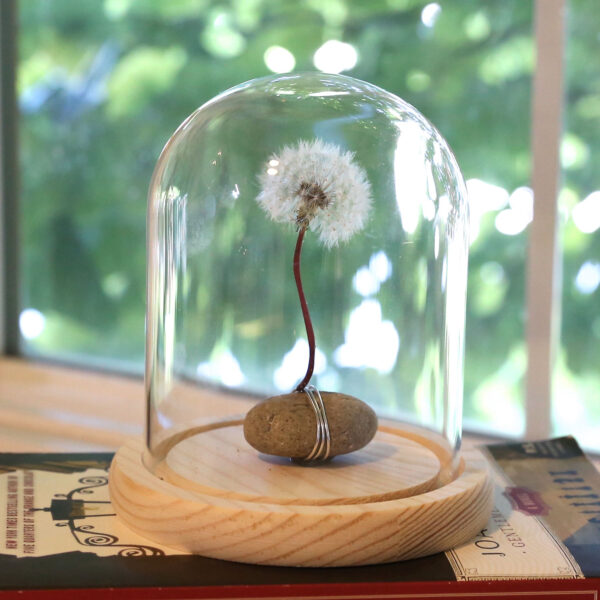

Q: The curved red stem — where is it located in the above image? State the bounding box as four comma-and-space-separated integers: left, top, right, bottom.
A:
293, 227, 315, 392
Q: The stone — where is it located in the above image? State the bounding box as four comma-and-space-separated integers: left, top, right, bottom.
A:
243, 391, 378, 460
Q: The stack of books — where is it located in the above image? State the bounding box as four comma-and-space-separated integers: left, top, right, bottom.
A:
1, 436, 598, 598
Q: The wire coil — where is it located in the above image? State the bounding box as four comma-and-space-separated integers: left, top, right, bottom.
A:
302, 385, 331, 461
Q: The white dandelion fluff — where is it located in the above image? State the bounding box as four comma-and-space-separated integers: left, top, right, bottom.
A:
256, 138, 372, 247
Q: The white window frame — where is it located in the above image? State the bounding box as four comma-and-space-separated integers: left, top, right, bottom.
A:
0, 0, 573, 443
525, 0, 565, 439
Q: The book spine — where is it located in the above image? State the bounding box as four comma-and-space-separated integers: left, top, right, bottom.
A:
1, 579, 599, 599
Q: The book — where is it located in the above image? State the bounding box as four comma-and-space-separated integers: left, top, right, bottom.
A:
1, 436, 599, 599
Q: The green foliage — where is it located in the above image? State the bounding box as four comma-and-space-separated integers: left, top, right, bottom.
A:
17, 0, 599, 438
107, 46, 188, 117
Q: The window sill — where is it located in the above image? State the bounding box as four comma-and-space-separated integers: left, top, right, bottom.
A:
0, 357, 597, 471
0, 356, 144, 452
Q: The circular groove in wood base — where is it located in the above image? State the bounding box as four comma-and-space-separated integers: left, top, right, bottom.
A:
157, 421, 442, 505
109, 424, 493, 567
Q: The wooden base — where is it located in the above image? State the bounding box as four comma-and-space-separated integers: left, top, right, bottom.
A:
109, 419, 493, 567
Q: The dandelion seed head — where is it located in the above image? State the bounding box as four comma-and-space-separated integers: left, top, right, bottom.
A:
256, 138, 372, 247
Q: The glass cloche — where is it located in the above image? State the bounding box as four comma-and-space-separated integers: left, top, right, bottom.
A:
111, 73, 488, 566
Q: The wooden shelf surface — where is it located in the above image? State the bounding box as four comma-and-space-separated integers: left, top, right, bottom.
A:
0, 357, 597, 472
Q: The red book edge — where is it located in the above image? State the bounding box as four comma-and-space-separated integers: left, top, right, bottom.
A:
0, 578, 599, 599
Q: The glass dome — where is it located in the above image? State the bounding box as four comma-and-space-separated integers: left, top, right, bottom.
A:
145, 72, 469, 485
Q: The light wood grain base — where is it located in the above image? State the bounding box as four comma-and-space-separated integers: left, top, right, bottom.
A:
109, 421, 493, 567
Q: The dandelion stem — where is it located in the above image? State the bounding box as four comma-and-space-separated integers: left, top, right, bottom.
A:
293, 226, 315, 392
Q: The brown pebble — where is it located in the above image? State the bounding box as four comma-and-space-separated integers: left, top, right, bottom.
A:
243, 391, 378, 459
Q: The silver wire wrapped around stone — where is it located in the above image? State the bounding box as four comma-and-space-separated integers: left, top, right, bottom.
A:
302, 385, 331, 461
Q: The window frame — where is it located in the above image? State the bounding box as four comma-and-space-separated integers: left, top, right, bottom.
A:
525, 0, 565, 440
0, 0, 20, 356
0, 0, 574, 445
